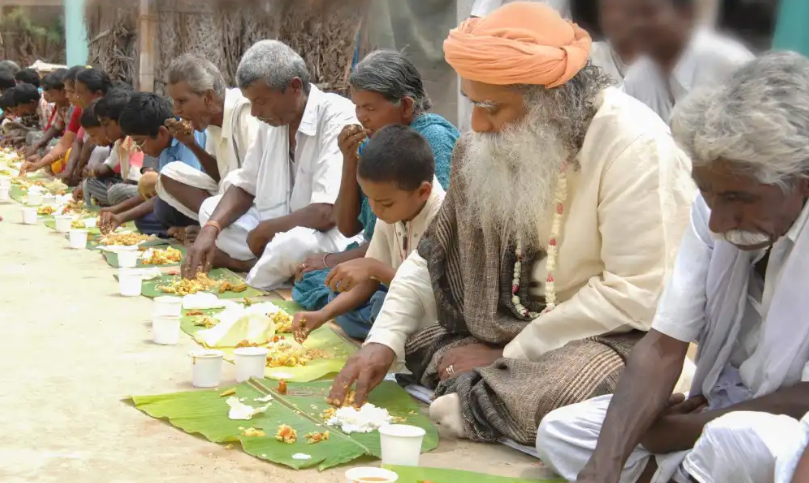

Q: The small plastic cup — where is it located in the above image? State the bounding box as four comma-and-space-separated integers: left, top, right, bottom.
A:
118, 268, 143, 297
344, 467, 399, 483
0, 176, 10, 189
153, 296, 183, 318
21, 207, 37, 225
55, 215, 73, 233
152, 316, 181, 345
26, 191, 42, 206
378, 424, 426, 467
0, 186, 9, 202
233, 347, 269, 382
117, 249, 139, 268
190, 349, 224, 388
68, 229, 88, 249
42, 194, 57, 206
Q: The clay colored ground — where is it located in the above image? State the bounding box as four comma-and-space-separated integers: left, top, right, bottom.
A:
0, 201, 548, 482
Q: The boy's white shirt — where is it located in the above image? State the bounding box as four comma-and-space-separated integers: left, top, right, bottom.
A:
365, 178, 445, 271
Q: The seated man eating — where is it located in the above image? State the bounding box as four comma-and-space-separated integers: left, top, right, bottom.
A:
537, 52, 809, 483
327, 2, 695, 447
182, 40, 358, 290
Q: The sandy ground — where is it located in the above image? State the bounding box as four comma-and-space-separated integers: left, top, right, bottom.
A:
0, 201, 546, 483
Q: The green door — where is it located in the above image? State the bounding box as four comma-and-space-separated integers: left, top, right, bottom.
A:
773, 0, 809, 55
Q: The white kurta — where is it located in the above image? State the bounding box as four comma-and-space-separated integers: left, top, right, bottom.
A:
590, 41, 628, 85
200, 85, 360, 290
537, 199, 809, 483
622, 29, 753, 123
158, 88, 260, 220
365, 87, 695, 364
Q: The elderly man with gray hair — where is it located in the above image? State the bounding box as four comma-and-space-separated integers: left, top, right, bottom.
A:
157, 53, 260, 228
536, 51, 809, 483
182, 40, 359, 290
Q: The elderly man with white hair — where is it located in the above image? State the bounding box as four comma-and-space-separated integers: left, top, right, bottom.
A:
156, 54, 260, 232
182, 40, 358, 290
326, 2, 695, 447
536, 51, 809, 483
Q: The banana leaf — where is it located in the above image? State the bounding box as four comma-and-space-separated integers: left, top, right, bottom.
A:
128, 379, 438, 471
103, 244, 187, 268
181, 302, 358, 382
10, 184, 26, 203
142, 268, 266, 299
384, 465, 563, 483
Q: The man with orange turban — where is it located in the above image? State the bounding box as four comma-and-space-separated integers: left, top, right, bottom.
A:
328, 2, 695, 447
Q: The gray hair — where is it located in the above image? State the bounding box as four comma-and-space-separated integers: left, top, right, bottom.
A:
520, 62, 613, 157
167, 53, 226, 98
0, 60, 20, 74
349, 50, 432, 115
672, 51, 809, 190
236, 40, 311, 93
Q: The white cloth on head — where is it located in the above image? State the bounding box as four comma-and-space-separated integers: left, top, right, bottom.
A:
653, 196, 809, 410
365, 87, 695, 365
201, 85, 359, 290
622, 29, 753, 123
156, 89, 259, 220
536, 397, 804, 483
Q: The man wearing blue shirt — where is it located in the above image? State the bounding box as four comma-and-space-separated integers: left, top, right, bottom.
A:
99, 92, 206, 237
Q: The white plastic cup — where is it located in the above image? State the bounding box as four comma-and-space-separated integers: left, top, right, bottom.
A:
0, 186, 9, 201
344, 467, 399, 483
117, 249, 139, 268
233, 347, 269, 382
0, 176, 10, 189
153, 296, 183, 318
42, 194, 57, 206
21, 207, 37, 225
118, 268, 143, 297
190, 349, 224, 388
378, 424, 426, 467
27, 191, 42, 206
55, 215, 72, 233
68, 229, 88, 249
152, 316, 181, 345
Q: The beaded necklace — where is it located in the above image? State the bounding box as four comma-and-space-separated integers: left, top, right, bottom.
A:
511, 161, 568, 317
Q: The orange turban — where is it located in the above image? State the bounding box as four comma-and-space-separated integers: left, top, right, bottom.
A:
444, 2, 592, 88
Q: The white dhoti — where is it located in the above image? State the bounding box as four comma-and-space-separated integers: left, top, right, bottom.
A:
536, 396, 806, 483
157, 162, 220, 220
200, 195, 355, 290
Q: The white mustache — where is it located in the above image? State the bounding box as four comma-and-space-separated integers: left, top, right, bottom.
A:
711, 229, 771, 247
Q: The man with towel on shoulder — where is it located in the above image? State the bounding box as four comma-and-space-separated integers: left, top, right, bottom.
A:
327, 2, 695, 448
537, 52, 809, 483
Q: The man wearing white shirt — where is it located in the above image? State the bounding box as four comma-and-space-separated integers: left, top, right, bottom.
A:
158, 54, 260, 222
620, 0, 753, 123
182, 40, 358, 291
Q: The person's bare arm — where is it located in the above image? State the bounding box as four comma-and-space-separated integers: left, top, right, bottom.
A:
30, 130, 76, 169
107, 194, 144, 215
792, 444, 809, 483
247, 203, 334, 257
334, 159, 364, 237
321, 280, 380, 321
118, 196, 155, 224
184, 141, 221, 183
206, 185, 255, 228
58, 137, 89, 181
579, 330, 688, 482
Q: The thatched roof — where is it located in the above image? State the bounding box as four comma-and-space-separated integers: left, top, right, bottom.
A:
84, 0, 369, 94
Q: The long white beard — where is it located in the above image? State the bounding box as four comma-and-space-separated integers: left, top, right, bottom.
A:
459, 108, 568, 248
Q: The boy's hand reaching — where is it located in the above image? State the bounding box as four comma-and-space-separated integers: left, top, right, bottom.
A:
324, 258, 380, 293
291, 311, 329, 343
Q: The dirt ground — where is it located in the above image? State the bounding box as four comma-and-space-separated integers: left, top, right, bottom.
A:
0, 201, 547, 482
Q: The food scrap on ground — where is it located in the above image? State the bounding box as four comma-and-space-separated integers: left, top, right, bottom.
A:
226, 396, 271, 420
277, 380, 287, 395
304, 431, 329, 444
275, 424, 297, 444
241, 427, 266, 437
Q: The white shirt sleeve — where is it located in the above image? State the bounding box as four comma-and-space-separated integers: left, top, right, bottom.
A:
651, 195, 713, 343
366, 222, 393, 267
234, 104, 261, 169
103, 140, 121, 169
504, 132, 696, 360
364, 251, 438, 363
227, 124, 265, 197
309, 113, 352, 206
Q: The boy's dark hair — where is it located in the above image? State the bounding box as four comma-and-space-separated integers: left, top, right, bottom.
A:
11, 83, 40, 105
0, 69, 15, 91
63, 65, 86, 85
75, 67, 112, 95
42, 70, 66, 91
80, 99, 102, 128
358, 124, 435, 191
119, 92, 173, 137
14, 68, 40, 88
0, 89, 16, 109
95, 88, 132, 122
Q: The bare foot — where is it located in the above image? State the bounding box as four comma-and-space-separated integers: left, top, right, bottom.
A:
184, 225, 200, 246
429, 393, 467, 439
167, 226, 186, 243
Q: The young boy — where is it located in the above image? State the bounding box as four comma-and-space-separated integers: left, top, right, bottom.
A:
26, 70, 70, 158
0, 85, 42, 147
291, 124, 445, 340
72, 100, 112, 202
83, 88, 143, 207
99, 92, 205, 237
